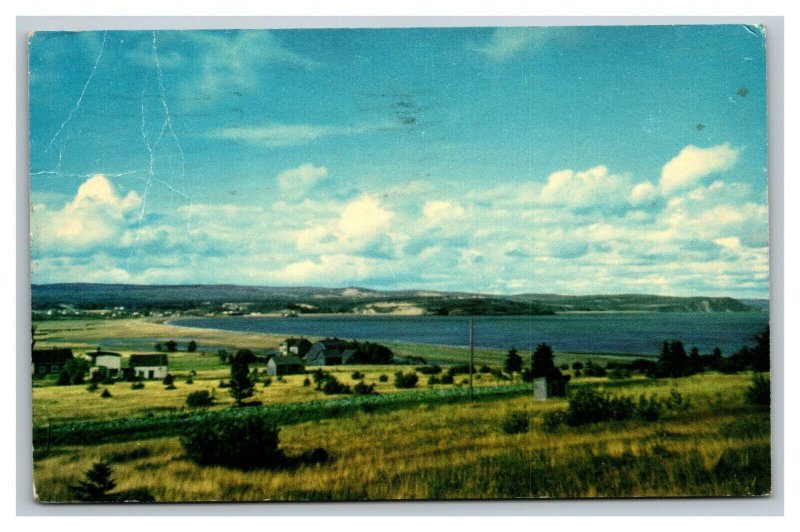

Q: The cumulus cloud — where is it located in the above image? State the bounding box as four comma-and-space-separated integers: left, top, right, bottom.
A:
422, 200, 465, 223
338, 194, 394, 239
32, 174, 141, 253
277, 163, 328, 197
539, 165, 632, 209
659, 144, 740, 194
630, 181, 658, 206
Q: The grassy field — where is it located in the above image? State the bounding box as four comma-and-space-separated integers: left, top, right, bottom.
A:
30, 317, 770, 501
33, 372, 769, 501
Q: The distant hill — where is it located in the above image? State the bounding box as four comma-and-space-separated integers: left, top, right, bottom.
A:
31, 283, 760, 316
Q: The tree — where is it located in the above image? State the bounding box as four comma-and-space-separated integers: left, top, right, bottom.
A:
504, 348, 523, 374
154, 342, 163, 352
531, 343, 555, 378
687, 346, 702, 375
229, 350, 254, 406
751, 327, 770, 372
71, 462, 116, 502
58, 358, 90, 385
187, 340, 198, 352
653, 340, 688, 377
165, 340, 178, 352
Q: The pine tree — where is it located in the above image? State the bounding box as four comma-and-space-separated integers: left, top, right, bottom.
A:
71, 462, 116, 502
229, 350, 254, 406
504, 348, 523, 374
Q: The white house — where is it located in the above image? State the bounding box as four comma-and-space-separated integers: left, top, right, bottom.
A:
92, 351, 122, 378
533, 377, 549, 400
129, 354, 169, 380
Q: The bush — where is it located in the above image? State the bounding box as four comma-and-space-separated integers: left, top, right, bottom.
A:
416, 365, 442, 375
58, 358, 90, 385
351, 371, 364, 380
100, 388, 112, 399
394, 371, 419, 389
428, 375, 440, 385
440, 373, 454, 384
636, 394, 663, 421
378, 374, 388, 383
353, 381, 376, 395
321, 375, 351, 395
302, 377, 311, 387
86, 382, 99, 392
541, 411, 568, 432
664, 389, 690, 412
185, 376, 194, 385
582, 361, 607, 377
162, 374, 175, 386
746, 373, 770, 407
186, 390, 213, 408
180, 414, 284, 469
609, 367, 632, 380
298, 447, 329, 465
479, 364, 492, 374
263, 377, 272, 387
501, 410, 530, 434
131, 381, 144, 390
566, 388, 634, 426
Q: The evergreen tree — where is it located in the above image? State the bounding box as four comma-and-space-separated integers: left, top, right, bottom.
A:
71, 462, 116, 502
229, 350, 254, 406
504, 347, 523, 374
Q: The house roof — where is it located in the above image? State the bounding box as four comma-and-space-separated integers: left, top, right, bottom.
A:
92, 351, 121, 358
32, 348, 74, 365
271, 356, 304, 366
129, 354, 168, 367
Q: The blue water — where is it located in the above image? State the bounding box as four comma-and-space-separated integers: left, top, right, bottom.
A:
170, 312, 769, 356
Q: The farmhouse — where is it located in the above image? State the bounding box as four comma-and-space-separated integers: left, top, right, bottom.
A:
306, 341, 356, 366
129, 354, 169, 380
279, 338, 312, 357
32, 348, 74, 375
267, 356, 305, 376
91, 351, 122, 379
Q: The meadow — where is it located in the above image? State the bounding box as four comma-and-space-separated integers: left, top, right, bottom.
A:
31, 318, 771, 502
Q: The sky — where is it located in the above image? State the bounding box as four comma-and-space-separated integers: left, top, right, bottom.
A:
28, 25, 769, 297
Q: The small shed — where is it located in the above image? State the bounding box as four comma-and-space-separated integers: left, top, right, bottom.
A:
129, 354, 169, 380
92, 351, 122, 378
32, 348, 74, 376
533, 377, 549, 401
267, 356, 305, 376
306, 341, 357, 366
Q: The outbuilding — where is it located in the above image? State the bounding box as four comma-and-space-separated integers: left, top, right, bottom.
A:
267, 356, 305, 376
32, 348, 74, 376
92, 351, 122, 379
129, 354, 169, 380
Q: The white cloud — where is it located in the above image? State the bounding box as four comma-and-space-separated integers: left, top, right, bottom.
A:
338, 194, 394, 239
659, 144, 740, 194
539, 165, 632, 208
211, 121, 391, 148
630, 181, 658, 206
276, 163, 328, 197
422, 200, 465, 222
32, 174, 141, 253
476, 27, 552, 60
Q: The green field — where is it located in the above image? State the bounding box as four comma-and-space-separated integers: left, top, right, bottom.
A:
31, 318, 771, 502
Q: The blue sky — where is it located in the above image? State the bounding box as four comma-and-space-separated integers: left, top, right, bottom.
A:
28, 25, 769, 297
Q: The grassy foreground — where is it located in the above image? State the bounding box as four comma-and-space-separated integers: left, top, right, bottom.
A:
33, 372, 770, 501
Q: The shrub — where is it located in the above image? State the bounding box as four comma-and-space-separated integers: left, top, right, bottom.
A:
479, 364, 492, 374
746, 373, 771, 407
86, 382, 99, 392
378, 374, 388, 383
427, 375, 440, 385
394, 371, 419, 389
541, 410, 568, 432
636, 394, 663, 421
131, 381, 144, 390
559, 364, 569, 371
609, 367, 632, 380
664, 389, 690, 412
186, 390, 213, 408
185, 376, 194, 385
180, 414, 284, 469
353, 381, 376, 395
501, 410, 530, 434
298, 447, 329, 465
162, 374, 175, 386
351, 371, 364, 380
416, 365, 442, 375
321, 375, 351, 395
302, 377, 311, 387
263, 377, 272, 387
571, 361, 584, 371
440, 373, 454, 384
100, 388, 112, 398
565, 388, 634, 426
582, 360, 607, 377
58, 358, 90, 385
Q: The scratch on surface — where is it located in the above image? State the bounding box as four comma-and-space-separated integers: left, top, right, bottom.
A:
46, 31, 108, 152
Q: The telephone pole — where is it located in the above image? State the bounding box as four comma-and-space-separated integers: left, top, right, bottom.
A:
468, 318, 474, 401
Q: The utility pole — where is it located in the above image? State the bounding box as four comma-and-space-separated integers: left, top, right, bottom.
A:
469, 318, 474, 401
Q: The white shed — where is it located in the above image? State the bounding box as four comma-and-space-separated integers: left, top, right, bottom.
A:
129, 354, 169, 380
92, 351, 122, 378
533, 377, 549, 401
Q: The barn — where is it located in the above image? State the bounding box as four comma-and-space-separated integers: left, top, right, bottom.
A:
129, 354, 169, 380
279, 338, 312, 357
32, 348, 74, 376
267, 356, 305, 376
306, 341, 356, 366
